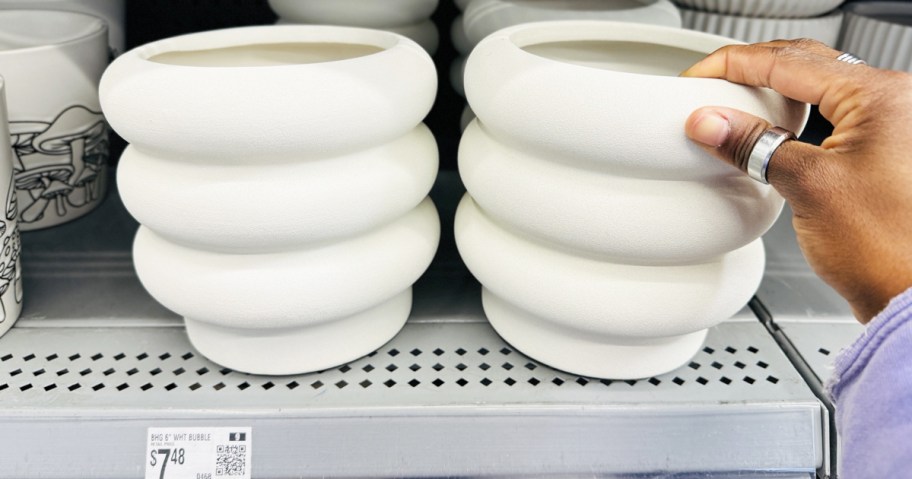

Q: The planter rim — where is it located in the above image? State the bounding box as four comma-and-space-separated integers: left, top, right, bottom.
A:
843, 1, 912, 19
127, 24, 418, 70
0, 9, 106, 55
483, 20, 741, 79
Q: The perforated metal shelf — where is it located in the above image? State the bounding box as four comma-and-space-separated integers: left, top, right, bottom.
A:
0, 174, 824, 478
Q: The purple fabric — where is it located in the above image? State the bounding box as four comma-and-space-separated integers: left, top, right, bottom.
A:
827, 287, 912, 478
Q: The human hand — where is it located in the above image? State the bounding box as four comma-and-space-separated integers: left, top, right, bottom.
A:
681, 39, 912, 323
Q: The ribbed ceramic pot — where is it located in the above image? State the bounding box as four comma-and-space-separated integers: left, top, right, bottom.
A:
269, 0, 440, 54
839, 1, 912, 72
101, 26, 440, 375
672, 0, 844, 18
0, 10, 109, 231
680, 7, 844, 46
457, 21, 808, 379
0, 0, 125, 55
463, 0, 682, 47
0, 80, 23, 340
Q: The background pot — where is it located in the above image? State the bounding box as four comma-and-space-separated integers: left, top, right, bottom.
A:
680, 7, 844, 46
458, 21, 808, 379
839, 1, 912, 72
0, 80, 23, 339
0, 10, 109, 231
0, 0, 125, 55
671, 0, 845, 18
103, 26, 441, 375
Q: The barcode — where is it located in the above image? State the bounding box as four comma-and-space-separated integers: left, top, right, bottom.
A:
215, 444, 247, 476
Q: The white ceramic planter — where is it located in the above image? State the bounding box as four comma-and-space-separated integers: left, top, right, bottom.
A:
102, 26, 440, 375
465, 21, 808, 181
0, 80, 24, 340
458, 21, 808, 379
269, 0, 440, 53
460, 120, 782, 263
839, 2, 912, 72
456, 196, 763, 379
0, 10, 110, 231
671, 0, 844, 18
0, 0, 125, 55
463, 0, 682, 48
680, 7, 844, 46
135, 199, 440, 375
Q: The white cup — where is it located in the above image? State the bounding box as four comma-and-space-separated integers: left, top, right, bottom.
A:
0, 0, 124, 56
0, 10, 109, 231
0, 78, 23, 339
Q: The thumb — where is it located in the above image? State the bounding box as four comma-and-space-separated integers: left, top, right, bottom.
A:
685, 106, 829, 203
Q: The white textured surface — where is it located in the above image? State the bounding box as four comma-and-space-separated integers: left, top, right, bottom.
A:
672, 0, 844, 18
268, 0, 439, 27
680, 7, 844, 46
459, 120, 783, 263
100, 26, 436, 159
459, 21, 802, 378
455, 195, 765, 339
464, 0, 682, 48
839, 2, 912, 72
133, 198, 439, 331
466, 21, 809, 180
118, 125, 438, 252
185, 290, 413, 375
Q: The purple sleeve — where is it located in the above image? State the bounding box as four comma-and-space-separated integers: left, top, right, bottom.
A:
826, 287, 912, 477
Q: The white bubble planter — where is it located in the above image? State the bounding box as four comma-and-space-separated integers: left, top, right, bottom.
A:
839, 2, 912, 72
457, 21, 808, 379
269, 0, 440, 54
680, 7, 844, 46
101, 26, 440, 375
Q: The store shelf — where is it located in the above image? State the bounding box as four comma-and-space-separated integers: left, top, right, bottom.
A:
0, 174, 824, 478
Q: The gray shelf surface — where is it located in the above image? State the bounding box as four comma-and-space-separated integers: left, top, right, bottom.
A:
0, 174, 824, 478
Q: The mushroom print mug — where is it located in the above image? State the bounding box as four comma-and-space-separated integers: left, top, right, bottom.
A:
457, 21, 809, 379
0, 10, 109, 231
0, 79, 23, 340
101, 26, 440, 375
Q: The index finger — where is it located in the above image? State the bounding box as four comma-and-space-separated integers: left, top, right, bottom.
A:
680, 40, 866, 113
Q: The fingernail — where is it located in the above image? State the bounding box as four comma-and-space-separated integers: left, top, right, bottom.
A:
688, 111, 731, 147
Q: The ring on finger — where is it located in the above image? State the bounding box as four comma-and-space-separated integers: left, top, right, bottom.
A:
836, 52, 866, 65
747, 126, 796, 185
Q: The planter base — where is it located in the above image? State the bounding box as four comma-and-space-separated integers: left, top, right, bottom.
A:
184, 289, 412, 375
482, 288, 708, 380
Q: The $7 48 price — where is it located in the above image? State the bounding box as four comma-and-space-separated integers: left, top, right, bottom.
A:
149, 448, 185, 479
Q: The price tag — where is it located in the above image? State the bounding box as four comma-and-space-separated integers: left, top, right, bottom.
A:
145, 427, 252, 479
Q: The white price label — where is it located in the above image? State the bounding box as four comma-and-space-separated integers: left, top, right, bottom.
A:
145, 427, 252, 479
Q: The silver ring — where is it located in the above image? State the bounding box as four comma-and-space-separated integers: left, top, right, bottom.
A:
747, 127, 796, 184
836, 52, 866, 65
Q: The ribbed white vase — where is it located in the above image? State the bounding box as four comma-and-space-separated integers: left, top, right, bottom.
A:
101, 26, 440, 375
269, 0, 440, 54
671, 0, 844, 18
839, 1, 912, 72
457, 21, 808, 379
680, 7, 843, 46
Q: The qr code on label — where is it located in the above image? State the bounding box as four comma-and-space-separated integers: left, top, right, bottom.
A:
215, 444, 247, 476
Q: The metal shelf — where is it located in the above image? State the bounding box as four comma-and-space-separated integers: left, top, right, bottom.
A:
0, 174, 824, 478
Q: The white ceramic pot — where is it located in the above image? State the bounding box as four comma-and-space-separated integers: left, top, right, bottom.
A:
269, 0, 440, 53
839, 2, 912, 72
269, 0, 439, 28
680, 7, 844, 46
456, 195, 764, 379
456, 0, 471, 11
0, 10, 109, 231
0, 80, 23, 339
135, 199, 440, 375
460, 120, 783, 263
0, 0, 125, 55
459, 21, 808, 379
465, 21, 808, 181
103, 26, 440, 375
450, 55, 467, 96
671, 0, 844, 18
118, 125, 438, 252
452, 14, 471, 54
463, 0, 682, 48
101, 26, 435, 161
